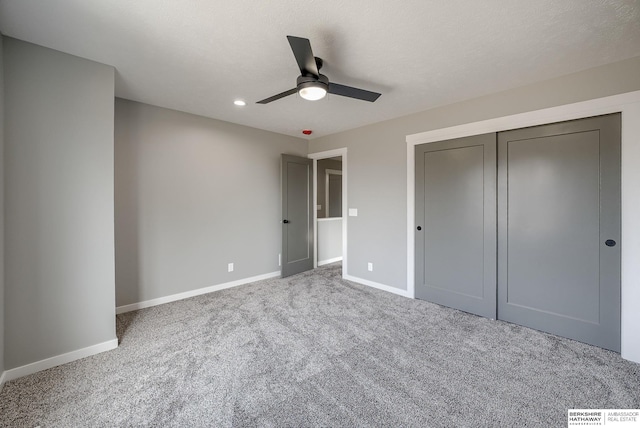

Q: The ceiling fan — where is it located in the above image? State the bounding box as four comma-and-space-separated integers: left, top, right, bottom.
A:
257, 36, 381, 104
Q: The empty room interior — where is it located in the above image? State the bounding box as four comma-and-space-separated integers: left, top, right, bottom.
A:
1, 1, 640, 426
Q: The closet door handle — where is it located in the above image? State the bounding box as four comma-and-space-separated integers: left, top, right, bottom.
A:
605, 239, 616, 247
283, 219, 290, 224
417, 226, 422, 231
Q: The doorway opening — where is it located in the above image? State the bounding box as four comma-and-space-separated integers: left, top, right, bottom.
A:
309, 149, 347, 277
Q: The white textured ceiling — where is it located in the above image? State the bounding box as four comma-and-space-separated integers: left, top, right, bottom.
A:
1, 0, 639, 139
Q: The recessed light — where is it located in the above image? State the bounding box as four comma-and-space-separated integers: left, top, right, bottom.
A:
234, 100, 246, 106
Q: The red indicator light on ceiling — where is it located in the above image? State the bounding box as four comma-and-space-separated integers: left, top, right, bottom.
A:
302, 129, 312, 135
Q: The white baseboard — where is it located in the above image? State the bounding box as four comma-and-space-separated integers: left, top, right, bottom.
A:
318, 256, 343, 266
3, 338, 118, 383
116, 271, 281, 314
344, 274, 413, 298
0, 370, 6, 392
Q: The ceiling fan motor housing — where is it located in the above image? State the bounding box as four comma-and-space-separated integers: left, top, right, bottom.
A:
296, 74, 329, 92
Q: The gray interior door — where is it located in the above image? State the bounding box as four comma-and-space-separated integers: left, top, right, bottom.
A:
281, 154, 314, 277
498, 114, 621, 351
415, 133, 497, 318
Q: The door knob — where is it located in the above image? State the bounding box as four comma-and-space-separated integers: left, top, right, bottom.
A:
283, 219, 289, 224
605, 239, 616, 247
417, 226, 422, 231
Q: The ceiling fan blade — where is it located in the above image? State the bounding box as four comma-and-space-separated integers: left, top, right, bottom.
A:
287, 36, 319, 77
256, 88, 298, 104
328, 83, 381, 102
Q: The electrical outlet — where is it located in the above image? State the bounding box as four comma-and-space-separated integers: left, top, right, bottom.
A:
367, 262, 373, 272
228, 263, 234, 272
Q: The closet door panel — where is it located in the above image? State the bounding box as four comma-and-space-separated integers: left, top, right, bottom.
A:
415, 133, 497, 319
498, 114, 621, 351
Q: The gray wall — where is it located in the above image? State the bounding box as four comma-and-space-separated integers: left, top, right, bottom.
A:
115, 99, 307, 307
309, 55, 640, 291
4, 38, 116, 369
0, 33, 5, 376
318, 219, 342, 263
316, 158, 342, 218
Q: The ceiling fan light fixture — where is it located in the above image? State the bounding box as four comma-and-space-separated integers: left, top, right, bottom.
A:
298, 81, 327, 101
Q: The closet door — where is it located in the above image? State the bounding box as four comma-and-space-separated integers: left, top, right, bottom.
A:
498, 114, 621, 351
415, 134, 497, 318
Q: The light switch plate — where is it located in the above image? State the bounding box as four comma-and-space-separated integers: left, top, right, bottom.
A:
349, 208, 358, 217
316, 205, 322, 211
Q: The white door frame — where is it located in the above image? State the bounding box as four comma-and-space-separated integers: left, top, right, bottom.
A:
406, 90, 640, 363
309, 148, 347, 277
